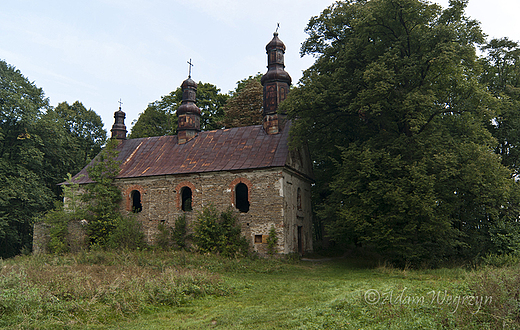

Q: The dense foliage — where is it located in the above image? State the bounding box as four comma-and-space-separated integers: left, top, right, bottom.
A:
129, 82, 229, 138
0, 60, 106, 257
193, 205, 249, 257
218, 74, 263, 128
172, 213, 188, 250
480, 38, 520, 177
42, 139, 145, 252
282, 0, 520, 264
129, 75, 264, 138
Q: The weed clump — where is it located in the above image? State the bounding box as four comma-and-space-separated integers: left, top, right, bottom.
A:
193, 205, 249, 257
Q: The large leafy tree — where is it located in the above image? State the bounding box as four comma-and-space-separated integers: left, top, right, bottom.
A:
480, 38, 520, 176
52, 101, 106, 165
40, 101, 106, 194
282, 0, 519, 264
0, 60, 55, 256
218, 74, 263, 128
197, 82, 230, 130
129, 82, 228, 138
0, 60, 108, 257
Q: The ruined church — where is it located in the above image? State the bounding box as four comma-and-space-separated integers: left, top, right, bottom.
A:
69, 32, 314, 255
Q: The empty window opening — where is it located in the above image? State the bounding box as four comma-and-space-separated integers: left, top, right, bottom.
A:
181, 187, 192, 212
131, 190, 142, 213
235, 182, 250, 213
254, 235, 263, 243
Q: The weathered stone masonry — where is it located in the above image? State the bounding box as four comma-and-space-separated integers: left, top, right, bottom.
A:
116, 166, 313, 255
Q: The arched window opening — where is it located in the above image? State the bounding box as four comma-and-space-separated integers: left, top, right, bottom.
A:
181, 187, 192, 212
131, 190, 142, 213
297, 187, 302, 211
235, 182, 249, 213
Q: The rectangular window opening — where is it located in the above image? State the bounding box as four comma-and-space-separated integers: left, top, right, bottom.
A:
254, 235, 263, 244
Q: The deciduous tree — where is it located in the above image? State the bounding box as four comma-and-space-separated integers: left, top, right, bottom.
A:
129, 83, 228, 138
218, 74, 263, 128
480, 38, 520, 176
0, 60, 54, 257
282, 0, 519, 264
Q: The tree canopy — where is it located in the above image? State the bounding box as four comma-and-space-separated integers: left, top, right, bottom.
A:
0, 60, 54, 256
0, 60, 107, 257
218, 74, 263, 128
480, 38, 520, 177
129, 82, 229, 138
282, 0, 520, 264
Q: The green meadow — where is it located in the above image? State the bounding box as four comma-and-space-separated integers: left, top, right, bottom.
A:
1, 250, 518, 329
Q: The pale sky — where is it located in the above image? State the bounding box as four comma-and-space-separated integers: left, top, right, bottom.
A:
1, 0, 519, 133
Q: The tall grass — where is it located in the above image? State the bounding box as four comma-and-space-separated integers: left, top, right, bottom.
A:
0, 251, 231, 329
3, 250, 520, 329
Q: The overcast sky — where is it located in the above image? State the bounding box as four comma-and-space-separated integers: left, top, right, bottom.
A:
1, 0, 520, 133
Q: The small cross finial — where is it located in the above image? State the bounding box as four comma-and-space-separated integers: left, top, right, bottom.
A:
275, 23, 280, 34
187, 58, 194, 78
118, 98, 123, 110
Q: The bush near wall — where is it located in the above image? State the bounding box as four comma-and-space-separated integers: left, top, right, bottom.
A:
193, 205, 249, 257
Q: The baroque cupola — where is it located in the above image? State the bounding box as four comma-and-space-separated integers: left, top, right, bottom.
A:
111, 101, 127, 140
177, 67, 201, 144
261, 30, 292, 134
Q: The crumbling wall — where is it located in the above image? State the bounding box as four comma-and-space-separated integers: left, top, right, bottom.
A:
115, 168, 294, 254
33, 222, 52, 255
32, 220, 88, 254
33, 167, 313, 256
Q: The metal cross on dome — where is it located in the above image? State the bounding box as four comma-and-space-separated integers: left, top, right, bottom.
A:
187, 58, 194, 78
118, 98, 123, 110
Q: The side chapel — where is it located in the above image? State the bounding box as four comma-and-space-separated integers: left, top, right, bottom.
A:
69, 32, 314, 255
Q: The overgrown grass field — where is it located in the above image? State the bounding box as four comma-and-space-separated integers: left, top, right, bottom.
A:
1, 250, 519, 329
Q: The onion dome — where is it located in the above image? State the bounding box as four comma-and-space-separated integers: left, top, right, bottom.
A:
177, 74, 201, 144
177, 77, 201, 116
261, 32, 292, 87
111, 103, 127, 140
261, 32, 292, 119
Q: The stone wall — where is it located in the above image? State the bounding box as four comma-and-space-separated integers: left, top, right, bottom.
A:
33, 222, 51, 255
281, 169, 313, 254
33, 167, 313, 256
115, 167, 312, 255
32, 220, 88, 254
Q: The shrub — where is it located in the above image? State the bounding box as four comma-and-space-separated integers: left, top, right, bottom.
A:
193, 205, 249, 257
172, 213, 188, 250
42, 201, 86, 254
107, 215, 146, 250
488, 218, 520, 255
155, 222, 172, 250
266, 225, 278, 256
481, 253, 520, 268
43, 207, 69, 254
468, 265, 520, 328
42, 173, 87, 254
82, 139, 123, 246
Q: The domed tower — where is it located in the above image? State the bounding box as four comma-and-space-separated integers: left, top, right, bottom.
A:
177, 75, 201, 144
261, 31, 292, 134
111, 102, 127, 140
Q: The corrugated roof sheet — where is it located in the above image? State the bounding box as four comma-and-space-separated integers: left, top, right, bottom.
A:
69, 123, 291, 185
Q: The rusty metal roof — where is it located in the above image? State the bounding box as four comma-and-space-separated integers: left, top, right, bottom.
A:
69, 123, 292, 185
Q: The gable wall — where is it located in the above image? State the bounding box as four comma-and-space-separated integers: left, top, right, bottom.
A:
115, 167, 295, 254
281, 169, 313, 254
